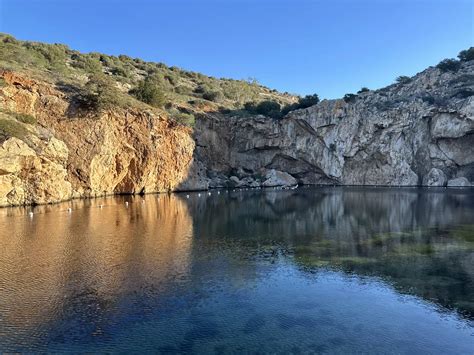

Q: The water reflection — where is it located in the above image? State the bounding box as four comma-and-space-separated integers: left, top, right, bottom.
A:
188, 187, 474, 318
0, 195, 193, 349
0, 187, 473, 352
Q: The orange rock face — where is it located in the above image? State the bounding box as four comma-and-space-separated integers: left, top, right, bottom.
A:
0, 71, 207, 206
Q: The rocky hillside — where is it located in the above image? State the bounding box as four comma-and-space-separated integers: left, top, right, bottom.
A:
0, 34, 473, 206
0, 33, 298, 121
196, 60, 474, 189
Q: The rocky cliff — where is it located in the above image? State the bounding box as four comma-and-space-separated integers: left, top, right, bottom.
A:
1, 59, 473, 206
0, 71, 206, 206
195, 61, 474, 188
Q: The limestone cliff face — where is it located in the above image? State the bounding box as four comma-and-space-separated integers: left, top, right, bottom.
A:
1, 60, 473, 207
0, 72, 205, 206
196, 61, 474, 187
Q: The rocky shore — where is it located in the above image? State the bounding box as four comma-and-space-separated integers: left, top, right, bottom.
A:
1, 59, 473, 206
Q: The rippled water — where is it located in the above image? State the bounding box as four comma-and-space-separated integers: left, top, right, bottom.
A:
0, 187, 473, 353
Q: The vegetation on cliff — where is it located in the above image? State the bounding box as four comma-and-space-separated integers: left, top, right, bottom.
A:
0, 108, 36, 143
0, 33, 299, 125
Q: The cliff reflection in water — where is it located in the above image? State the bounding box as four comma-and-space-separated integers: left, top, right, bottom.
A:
0, 187, 473, 352
187, 187, 474, 318
0, 194, 194, 346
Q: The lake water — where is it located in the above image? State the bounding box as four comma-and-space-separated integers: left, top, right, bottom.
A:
0, 187, 473, 353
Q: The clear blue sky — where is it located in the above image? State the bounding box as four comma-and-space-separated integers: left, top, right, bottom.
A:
0, 0, 472, 98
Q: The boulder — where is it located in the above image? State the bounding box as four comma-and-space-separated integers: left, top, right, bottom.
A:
263, 169, 297, 187
447, 177, 471, 187
423, 168, 447, 187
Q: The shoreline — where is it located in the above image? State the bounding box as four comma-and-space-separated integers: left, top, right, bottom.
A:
2, 183, 473, 209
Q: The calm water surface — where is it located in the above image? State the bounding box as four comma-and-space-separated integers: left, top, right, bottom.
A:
0, 187, 473, 353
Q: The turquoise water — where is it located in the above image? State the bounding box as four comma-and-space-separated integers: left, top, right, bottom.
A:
0, 187, 473, 353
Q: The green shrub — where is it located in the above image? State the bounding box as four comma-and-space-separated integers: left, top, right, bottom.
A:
0, 109, 36, 124
174, 85, 192, 95
221, 81, 258, 103
21, 42, 69, 73
79, 74, 122, 111
396, 76, 412, 84
282, 93, 320, 114
343, 93, 358, 103
14, 112, 36, 124
202, 90, 223, 102
118, 54, 133, 63
130, 76, 167, 108
172, 112, 195, 127
1, 34, 18, 44
357, 87, 370, 94
436, 59, 461, 72
0, 119, 28, 142
243, 101, 258, 112
297, 94, 320, 108
111, 66, 130, 77
71, 55, 103, 73
188, 99, 207, 108
194, 83, 211, 94
257, 100, 280, 115
165, 73, 179, 86
245, 100, 282, 118
458, 47, 474, 62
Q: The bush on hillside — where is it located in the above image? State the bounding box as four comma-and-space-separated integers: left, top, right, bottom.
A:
165, 73, 179, 86
282, 94, 320, 114
297, 94, 320, 108
202, 90, 224, 102
436, 59, 461, 72
13, 112, 36, 124
396, 76, 412, 84
172, 112, 195, 127
1, 34, 18, 44
221, 81, 259, 103
0, 109, 36, 125
343, 93, 358, 103
244, 100, 282, 118
174, 85, 193, 95
357, 87, 370, 94
458, 47, 474, 62
79, 74, 122, 111
71, 54, 103, 73
110, 65, 130, 77
194, 83, 214, 94
130, 76, 167, 108
0, 119, 29, 142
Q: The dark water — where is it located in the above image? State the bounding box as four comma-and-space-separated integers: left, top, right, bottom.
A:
0, 187, 473, 353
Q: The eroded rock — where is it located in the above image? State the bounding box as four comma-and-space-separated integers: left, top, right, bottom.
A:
423, 168, 447, 187
195, 61, 474, 188
447, 177, 471, 187
263, 169, 297, 187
